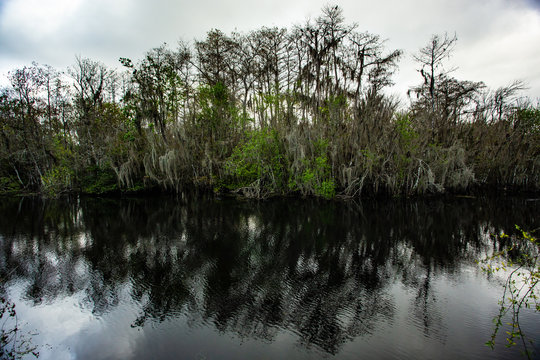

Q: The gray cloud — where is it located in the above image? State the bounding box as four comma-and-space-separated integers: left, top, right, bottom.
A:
0, 0, 539, 99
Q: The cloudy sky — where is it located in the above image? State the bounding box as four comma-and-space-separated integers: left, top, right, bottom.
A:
1, 0, 539, 101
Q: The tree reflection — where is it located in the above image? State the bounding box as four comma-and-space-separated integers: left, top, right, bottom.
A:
0, 195, 538, 354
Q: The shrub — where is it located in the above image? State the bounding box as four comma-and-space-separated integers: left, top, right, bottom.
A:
224, 129, 287, 197
80, 165, 119, 194
479, 226, 539, 359
0, 177, 21, 195
289, 139, 336, 199
41, 165, 74, 197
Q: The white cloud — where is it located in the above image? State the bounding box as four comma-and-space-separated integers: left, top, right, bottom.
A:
1, 0, 83, 36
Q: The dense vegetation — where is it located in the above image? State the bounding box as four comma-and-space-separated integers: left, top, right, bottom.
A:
1, 6, 539, 198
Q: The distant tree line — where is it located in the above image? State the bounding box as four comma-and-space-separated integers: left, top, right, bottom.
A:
0, 5, 538, 198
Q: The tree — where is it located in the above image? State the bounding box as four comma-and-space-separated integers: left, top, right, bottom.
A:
247, 27, 288, 127
69, 57, 115, 167
411, 34, 484, 141
412, 33, 457, 112
194, 29, 240, 90
5, 63, 56, 189
121, 45, 189, 141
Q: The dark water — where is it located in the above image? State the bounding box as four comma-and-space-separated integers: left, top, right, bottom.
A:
0, 195, 539, 359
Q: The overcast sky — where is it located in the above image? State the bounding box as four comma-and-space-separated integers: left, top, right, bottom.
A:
1, 0, 539, 101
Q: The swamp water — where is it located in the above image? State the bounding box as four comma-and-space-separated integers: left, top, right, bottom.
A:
0, 195, 539, 359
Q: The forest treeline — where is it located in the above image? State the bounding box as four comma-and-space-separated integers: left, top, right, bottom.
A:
0, 6, 539, 198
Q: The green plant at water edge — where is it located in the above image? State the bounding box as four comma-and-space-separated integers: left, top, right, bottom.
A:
300, 155, 336, 199
40, 135, 77, 197
0, 177, 21, 195
224, 128, 287, 197
479, 226, 539, 359
1, 295, 39, 359
289, 139, 336, 199
41, 165, 74, 197
80, 165, 119, 194
395, 112, 419, 152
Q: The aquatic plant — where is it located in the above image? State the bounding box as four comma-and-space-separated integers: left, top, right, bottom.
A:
479, 226, 539, 359
0, 291, 39, 359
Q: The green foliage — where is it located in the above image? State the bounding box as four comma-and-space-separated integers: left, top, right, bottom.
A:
80, 165, 119, 194
317, 179, 337, 199
290, 139, 336, 199
0, 177, 21, 195
319, 94, 348, 122
479, 226, 539, 359
395, 112, 419, 150
122, 126, 138, 143
41, 165, 74, 197
40, 135, 76, 197
123, 45, 186, 139
197, 83, 240, 135
224, 129, 287, 195
515, 107, 540, 135
123, 181, 146, 193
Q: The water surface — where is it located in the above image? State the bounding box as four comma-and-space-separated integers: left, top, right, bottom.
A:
0, 195, 538, 359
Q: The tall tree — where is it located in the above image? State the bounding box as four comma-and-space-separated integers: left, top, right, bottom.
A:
121, 45, 189, 141
7, 63, 52, 186
411, 33, 483, 141
412, 33, 458, 113
69, 57, 115, 166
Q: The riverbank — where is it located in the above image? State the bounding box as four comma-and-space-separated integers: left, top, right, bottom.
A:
1, 7, 538, 201
3, 180, 539, 202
